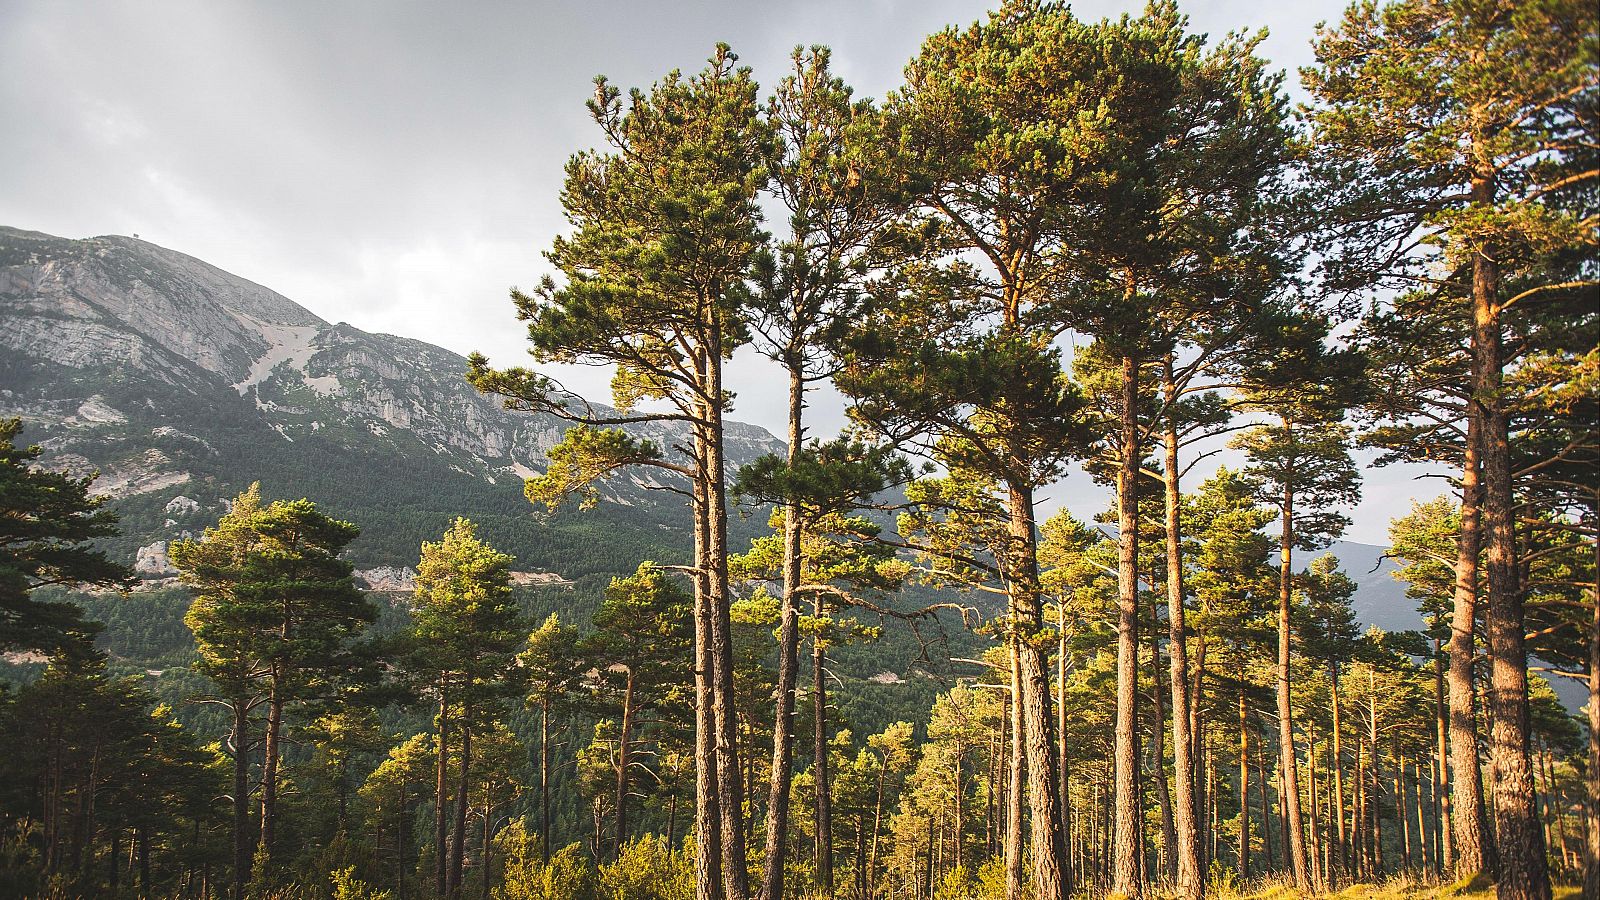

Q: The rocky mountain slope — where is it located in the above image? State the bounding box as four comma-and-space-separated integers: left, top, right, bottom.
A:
0, 226, 781, 577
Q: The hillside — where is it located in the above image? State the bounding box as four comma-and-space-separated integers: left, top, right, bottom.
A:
0, 226, 782, 577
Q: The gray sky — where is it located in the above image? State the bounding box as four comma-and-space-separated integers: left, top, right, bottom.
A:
1, 0, 1445, 545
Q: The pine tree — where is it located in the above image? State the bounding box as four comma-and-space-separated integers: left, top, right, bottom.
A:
584, 564, 692, 859
521, 614, 585, 864
173, 485, 373, 894
1306, 2, 1597, 892
467, 46, 769, 900
1233, 414, 1361, 889
0, 418, 131, 657
749, 47, 890, 899
408, 518, 525, 899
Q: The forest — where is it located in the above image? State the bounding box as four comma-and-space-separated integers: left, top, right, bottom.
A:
0, 1, 1595, 899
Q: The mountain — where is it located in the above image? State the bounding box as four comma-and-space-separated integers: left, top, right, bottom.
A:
0, 226, 781, 582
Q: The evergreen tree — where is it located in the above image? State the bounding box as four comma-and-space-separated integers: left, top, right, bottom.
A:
173, 484, 373, 895
468, 46, 770, 900
1306, 2, 1597, 893
749, 48, 890, 898
408, 518, 525, 899
583, 564, 692, 859
0, 418, 131, 657
521, 614, 585, 864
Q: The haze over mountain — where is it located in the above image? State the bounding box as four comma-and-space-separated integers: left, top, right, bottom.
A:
0, 225, 1420, 631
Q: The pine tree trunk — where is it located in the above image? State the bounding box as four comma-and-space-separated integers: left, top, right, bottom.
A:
1331, 662, 1349, 879
693, 466, 724, 900
1007, 481, 1070, 899
260, 679, 283, 863
1308, 722, 1322, 883
1396, 747, 1412, 872
1367, 682, 1384, 877
1275, 475, 1310, 888
230, 699, 251, 900
1449, 407, 1494, 882
703, 330, 751, 900
449, 721, 471, 898
1433, 637, 1454, 871
1161, 363, 1204, 899
1005, 641, 1025, 900
435, 697, 450, 898
760, 364, 805, 900
1113, 352, 1144, 899
1472, 220, 1550, 900
1255, 729, 1274, 873
814, 621, 833, 893
1415, 758, 1431, 873
1446, 408, 1491, 883
1150, 597, 1177, 885
1585, 514, 1599, 900
615, 669, 637, 859
540, 699, 551, 865
1238, 691, 1250, 880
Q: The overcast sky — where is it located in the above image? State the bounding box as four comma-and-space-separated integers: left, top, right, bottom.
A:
0, 0, 1446, 546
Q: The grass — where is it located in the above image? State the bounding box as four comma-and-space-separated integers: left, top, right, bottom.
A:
1197, 872, 1584, 900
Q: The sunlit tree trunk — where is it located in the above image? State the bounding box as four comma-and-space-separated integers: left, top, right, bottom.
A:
1161, 361, 1204, 898
1472, 217, 1550, 900
1112, 352, 1145, 899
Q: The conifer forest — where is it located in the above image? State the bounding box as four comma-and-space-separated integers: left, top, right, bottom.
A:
1, 2, 1597, 899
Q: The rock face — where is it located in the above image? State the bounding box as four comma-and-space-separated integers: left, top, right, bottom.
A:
355, 566, 417, 592
0, 226, 783, 568
135, 541, 177, 576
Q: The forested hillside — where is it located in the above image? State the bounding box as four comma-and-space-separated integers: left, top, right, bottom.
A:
0, 2, 1593, 900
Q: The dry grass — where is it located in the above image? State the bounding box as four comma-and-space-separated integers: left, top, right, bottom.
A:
1195, 872, 1583, 900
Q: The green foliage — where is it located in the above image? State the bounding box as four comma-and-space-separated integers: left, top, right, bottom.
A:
173, 483, 374, 703
331, 864, 394, 900
409, 517, 527, 717
497, 832, 598, 900
0, 417, 132, 657
598, 834, 692, 900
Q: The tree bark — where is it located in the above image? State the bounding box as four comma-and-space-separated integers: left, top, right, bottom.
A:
1586, 513, 1599, 900
1161, 359, 1204, 899
1238, 691, 1250, 880
1434, 637, 1454, 871
693, 460, 724, 900
1449, 407, 1494, 881
760, 364, 805, 900
1006, 641, 1025, 899
230, 699, 251, 900
1150, 598, 1177, 885
1275, 474, 1311, 889
1471, 204, 1550, 900
1330, 662, 1349, 879
1007, 481, 1070, 900
703, 325, 751, 900
449, 721, 471, 898
1113, 352, 1144, 899
814, 618, 833, 893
